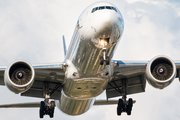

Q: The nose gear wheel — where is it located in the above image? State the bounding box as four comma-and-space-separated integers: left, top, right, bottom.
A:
99, 48, 110, 65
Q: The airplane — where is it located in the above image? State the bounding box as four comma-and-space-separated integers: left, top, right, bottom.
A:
0, 1, 179, 119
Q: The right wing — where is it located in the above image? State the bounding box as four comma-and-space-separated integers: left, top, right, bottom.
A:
0, 63, 65, 100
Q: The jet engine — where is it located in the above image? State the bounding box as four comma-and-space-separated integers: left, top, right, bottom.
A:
145, 56, 176, 89
4, 60, 35, 94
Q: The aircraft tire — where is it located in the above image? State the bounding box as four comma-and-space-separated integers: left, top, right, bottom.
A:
40, 101, 45, 111
39, 109, 44, 118
117, 107, 121, 116
39, 101, 45, 118
127, 98, 133, 115
106, 56, 110, 65
49, 101, 55, 118
49, 109, 54, 118
100, 57, 104, 65
117, 99, 123, 116
50, 101, 55, 110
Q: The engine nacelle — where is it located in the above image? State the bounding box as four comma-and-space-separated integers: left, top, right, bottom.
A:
145, 56, 176, 89
4, 60, 35, 94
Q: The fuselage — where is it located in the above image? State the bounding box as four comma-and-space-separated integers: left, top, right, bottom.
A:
57, 2, 124, 115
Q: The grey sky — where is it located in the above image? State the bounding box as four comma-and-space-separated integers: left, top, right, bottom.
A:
0, 0, 180, 120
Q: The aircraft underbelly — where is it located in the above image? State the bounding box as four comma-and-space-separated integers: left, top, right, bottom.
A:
57, 91, 95, 115
63, 77, 108, 98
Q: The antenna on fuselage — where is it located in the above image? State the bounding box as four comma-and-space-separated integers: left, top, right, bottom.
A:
62, 35, 67, 57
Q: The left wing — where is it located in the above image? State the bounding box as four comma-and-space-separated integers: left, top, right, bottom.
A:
106, 57, 180, 99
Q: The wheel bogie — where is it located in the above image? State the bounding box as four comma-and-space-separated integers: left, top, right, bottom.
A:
39, 101, 55, 118
117, 98, 133, 116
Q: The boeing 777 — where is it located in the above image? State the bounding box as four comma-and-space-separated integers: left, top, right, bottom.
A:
0, 1, 179, 118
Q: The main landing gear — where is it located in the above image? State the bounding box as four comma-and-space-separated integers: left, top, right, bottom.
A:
117, 96, 133, 116
117, 79, 134, 116
108, 79, 134, 116
39, 82, 61, 118
100, 48, 110, 65
40, 100, 55, 118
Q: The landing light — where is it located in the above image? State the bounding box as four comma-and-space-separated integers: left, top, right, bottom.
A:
100, 40, 108, 46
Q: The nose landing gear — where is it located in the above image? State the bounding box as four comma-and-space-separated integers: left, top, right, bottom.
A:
100, 48, 110, 65
100, 56, 110, 65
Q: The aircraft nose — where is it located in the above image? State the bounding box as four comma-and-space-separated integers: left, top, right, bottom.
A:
90, 10, 124, 44
92, 11, 116, 35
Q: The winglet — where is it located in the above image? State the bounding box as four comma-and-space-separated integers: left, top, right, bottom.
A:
62, 35, 67, 56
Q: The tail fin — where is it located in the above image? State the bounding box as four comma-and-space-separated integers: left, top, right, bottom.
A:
62, 35, 67, 57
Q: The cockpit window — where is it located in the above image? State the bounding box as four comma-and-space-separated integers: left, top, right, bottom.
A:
92, 8, 96, 13
91, 6, 117, 13
111, 7, 117, 12
99, 6, 105, 10
106, 6, 111, 10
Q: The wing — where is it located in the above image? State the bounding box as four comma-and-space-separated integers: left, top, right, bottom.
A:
0, 63, 65, 100
106, 60, 148, 99
106, 59, 180, 99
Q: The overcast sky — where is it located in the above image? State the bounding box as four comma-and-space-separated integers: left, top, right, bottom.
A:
0, 0, 180, 120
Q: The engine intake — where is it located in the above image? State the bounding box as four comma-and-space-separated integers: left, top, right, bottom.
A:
4, 60, 35, 94
145, 56, 176, 89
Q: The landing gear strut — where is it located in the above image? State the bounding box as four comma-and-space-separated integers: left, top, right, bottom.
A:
100, 48, 110, 65
39, 82, 61, 118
